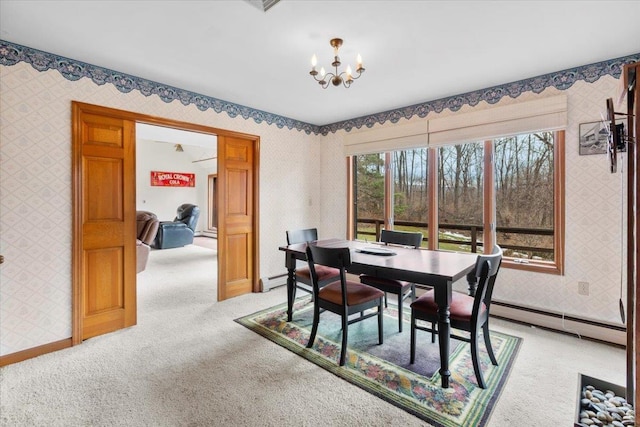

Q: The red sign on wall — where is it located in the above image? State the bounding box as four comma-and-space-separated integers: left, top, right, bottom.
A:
150, 171, 195, 187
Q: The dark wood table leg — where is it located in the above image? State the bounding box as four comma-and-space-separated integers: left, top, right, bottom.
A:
436, 281, 453, 388
285, 254, 296, 322
286, 268, 295, 322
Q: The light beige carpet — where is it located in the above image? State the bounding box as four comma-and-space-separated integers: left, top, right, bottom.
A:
0, 244, 627, 426
192, 236, 217, 251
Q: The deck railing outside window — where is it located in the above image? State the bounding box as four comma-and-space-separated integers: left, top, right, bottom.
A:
355, 218, 554, 261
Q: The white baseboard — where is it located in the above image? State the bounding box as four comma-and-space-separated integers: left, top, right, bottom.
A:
196, 230, 217, 238
260, 274, 287, 292
491, 303, 626, 346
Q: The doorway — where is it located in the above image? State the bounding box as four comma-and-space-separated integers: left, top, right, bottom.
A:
136, 123, 218, 279
136, 123, 217, 235
71, 101, 260, 344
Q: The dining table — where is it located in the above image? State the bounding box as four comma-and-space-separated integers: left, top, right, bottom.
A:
278, 238, 478, 388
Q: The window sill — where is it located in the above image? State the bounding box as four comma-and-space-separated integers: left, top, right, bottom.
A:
502, 258, 562, 275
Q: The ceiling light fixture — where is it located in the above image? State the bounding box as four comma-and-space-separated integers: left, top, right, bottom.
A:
309, 38, 364, 89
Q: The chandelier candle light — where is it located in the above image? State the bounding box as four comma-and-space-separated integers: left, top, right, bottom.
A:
310, 38, 364, 88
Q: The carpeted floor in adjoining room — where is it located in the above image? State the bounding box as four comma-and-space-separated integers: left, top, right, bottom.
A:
0, 244, 626, 426
192, 235, 217, 251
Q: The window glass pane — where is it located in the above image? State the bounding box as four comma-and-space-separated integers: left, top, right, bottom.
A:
494, 132, 554, 261
392, 149, 428, 246
350, 129, 562, 272
354, 153, 385, 241
438, 143, 484, 252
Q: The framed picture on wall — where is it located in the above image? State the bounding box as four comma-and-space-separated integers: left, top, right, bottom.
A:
579, 121, 608, 155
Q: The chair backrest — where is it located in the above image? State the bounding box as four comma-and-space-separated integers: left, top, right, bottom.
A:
474, 246, 502, 277
473, 245, 503, 312
305, 245, 350, 296
286, 228, 318, 245
175, 204, 200, 231
380, 229, 423, 248
136, 211, 159, 245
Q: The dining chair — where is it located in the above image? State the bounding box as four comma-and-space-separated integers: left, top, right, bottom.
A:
410, 246, 503, 388
305, 244, 384, 366
286, 228, 340, 307
359, 229, 423, 332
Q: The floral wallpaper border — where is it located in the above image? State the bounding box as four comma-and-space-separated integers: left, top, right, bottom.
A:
1, 40, 638, 136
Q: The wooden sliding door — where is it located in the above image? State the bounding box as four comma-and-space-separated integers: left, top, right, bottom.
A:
217, 135, 258, 299
72, 102, 137, 342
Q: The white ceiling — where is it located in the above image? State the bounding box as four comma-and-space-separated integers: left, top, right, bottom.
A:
1, 1, 639, 126
136, 123, 217, 148
136, 123, 217, 162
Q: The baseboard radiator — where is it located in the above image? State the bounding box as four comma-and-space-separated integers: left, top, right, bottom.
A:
491, 302, 626, 346
260, 273, 288, 292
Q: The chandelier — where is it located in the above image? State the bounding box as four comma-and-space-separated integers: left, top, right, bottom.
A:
309, 38, 364, 89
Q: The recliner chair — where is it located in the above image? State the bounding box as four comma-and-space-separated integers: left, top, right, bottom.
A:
136, 211, 159, 272
153, 204, 200, 249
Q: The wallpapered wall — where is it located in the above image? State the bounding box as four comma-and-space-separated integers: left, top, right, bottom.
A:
0, 62, 324, 356
0, 45, 635, 356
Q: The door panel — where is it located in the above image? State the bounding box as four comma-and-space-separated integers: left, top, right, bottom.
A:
84, 157, 123, 220
73, 103, 136, 341
218, 136, 255, 300
84, 248, 124, 313
227, 169, 249, 215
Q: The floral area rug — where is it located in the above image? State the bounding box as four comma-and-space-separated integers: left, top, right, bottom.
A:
236, 297, 521, 427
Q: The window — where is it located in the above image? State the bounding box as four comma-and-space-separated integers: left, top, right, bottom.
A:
438, 143, 484, 253
392, 149, 429, 244
353, 153, 385, 241
350, 131, 565, 274
494, 132, 555, 262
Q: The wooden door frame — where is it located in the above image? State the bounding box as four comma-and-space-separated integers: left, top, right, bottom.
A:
208, 174, 218, 232
624, 61, 638, 409
72, 102, 260, 345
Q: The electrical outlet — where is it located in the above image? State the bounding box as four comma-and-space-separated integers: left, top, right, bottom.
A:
578, 281, 589, 296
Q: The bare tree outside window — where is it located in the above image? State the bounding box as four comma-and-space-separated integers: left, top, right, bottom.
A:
393, 149, 428, 242
354, 153, 385, 241
495, 132, 554, 260
438, 143, 484, 252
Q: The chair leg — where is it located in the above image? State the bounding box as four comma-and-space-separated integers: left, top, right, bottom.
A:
431, 322, 436, 343
470, 327, 486, 389
410, 312, 416, 364
378, 299, 384, 344
384, 292, 388, 308
410, 284, 416, 301
397, 292, 403, 333
306, 302, 320, 349
483, 323, 498, 366
339, 311, 349, 366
